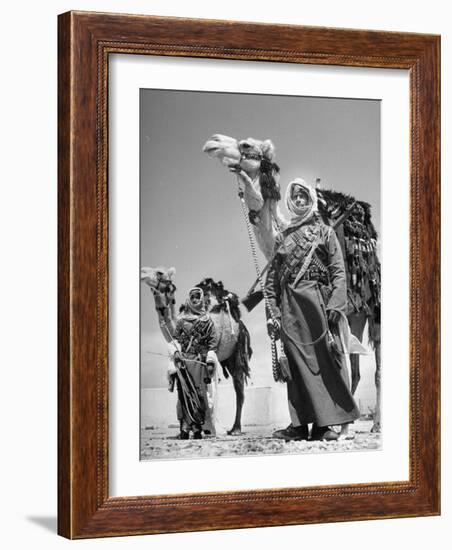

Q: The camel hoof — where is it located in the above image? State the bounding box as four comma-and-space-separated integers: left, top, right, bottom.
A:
371, 423, 381, 433
227, 427, 242, 436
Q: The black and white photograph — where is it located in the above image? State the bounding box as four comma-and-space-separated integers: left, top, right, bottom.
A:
140, 89, 382, 460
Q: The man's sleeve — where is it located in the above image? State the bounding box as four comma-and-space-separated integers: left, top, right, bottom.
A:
205, 317, 218, 352
325, 227, 347, 313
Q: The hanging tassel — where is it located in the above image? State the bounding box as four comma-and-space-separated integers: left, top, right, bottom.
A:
326, 330, 343, 369
270, 337, 280, 382
278, 344, 292, 382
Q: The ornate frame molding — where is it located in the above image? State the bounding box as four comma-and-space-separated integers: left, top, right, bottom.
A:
58, 11, 440, 538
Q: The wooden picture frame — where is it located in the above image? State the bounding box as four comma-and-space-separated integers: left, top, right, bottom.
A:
58, 11, 440, 539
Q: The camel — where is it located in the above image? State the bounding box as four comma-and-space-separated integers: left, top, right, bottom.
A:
203, 134, 382, 432
141, 266, 178, 342
203, 135, 286, 259
141, 266, 252, 435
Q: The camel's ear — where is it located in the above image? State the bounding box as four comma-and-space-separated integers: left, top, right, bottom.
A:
261, 139, 275, 161
167, 267, 176, 281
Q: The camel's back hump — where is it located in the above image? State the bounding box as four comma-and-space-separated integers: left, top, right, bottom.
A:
210, 311, 239, 362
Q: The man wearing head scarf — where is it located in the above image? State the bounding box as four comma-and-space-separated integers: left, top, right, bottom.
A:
265, 178, 360, 441
170, 287, 219, 439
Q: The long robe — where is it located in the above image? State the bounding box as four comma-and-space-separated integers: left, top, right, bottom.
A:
266, 219, 360, 427
174, 313, 217, 433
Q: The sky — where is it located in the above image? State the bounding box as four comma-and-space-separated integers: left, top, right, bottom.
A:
140, 88, 380, 407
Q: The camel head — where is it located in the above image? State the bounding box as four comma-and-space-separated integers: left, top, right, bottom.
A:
202, 134, 241, 167
237, 137, 276, 176
140, 266, 176, 294
203, 134, 275, 174
203, 134, 280, 200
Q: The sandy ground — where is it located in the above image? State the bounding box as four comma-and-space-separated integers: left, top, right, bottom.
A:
141, 420, 381, 460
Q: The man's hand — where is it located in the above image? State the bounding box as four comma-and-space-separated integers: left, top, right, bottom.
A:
166, 364, 177, 393
267, 318, 281, 340
206, 360, 215, 377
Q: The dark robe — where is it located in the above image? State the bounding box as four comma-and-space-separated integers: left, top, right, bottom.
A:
174, 313, 217, 432
265, 218, 360, 427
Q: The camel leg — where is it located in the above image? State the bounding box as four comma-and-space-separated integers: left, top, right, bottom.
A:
370, 323, 382, 433
347, 310, 367, 394
227, 372, 245, 436
350, 355, 361, 395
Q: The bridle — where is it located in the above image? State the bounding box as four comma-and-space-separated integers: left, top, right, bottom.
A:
152, 272, 176, 295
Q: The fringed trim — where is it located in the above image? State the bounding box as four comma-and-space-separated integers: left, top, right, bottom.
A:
259, 160, 281, 201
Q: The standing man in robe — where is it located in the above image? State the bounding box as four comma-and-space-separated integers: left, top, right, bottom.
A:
169, 287, 219, 439
265, 179, 360, 441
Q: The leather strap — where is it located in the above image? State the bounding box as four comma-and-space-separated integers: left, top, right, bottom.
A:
292, 233, 323, 287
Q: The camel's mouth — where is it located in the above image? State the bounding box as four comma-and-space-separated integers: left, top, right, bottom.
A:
240, 151, 262, 162
140, 269, 157, 287
238, 141, 262, 162
202, 142, 221, 155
